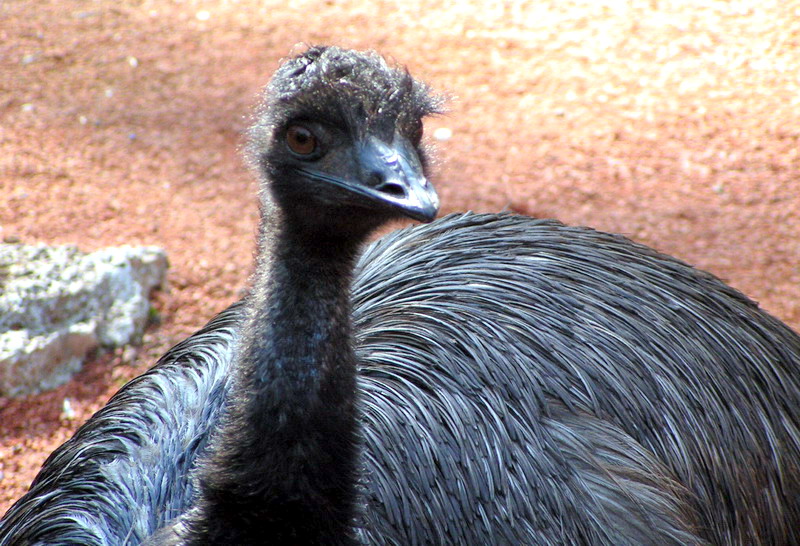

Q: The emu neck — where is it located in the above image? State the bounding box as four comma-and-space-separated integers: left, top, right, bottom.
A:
191, 222, 362, 544
245, 227, 360, 410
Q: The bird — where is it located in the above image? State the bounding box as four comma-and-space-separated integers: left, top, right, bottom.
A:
1, 45, 799, 545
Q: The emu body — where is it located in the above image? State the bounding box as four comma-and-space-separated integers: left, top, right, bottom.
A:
4, 215, 800, 545
1, 47, 799, 545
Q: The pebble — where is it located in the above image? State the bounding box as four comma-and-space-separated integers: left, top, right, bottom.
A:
60, 398, 76, 421
433, 127, 453, 141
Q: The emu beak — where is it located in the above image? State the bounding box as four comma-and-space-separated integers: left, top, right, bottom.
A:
357, 136, 439, 223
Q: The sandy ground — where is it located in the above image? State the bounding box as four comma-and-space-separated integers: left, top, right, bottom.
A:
1, 0, 798, 514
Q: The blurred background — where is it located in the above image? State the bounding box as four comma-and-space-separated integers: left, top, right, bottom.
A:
1, 0, 798, 512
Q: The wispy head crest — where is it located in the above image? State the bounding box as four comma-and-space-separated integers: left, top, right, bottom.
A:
245, 46, 443, 170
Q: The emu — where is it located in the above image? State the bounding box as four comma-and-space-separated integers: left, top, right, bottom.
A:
2, 46, 800, 545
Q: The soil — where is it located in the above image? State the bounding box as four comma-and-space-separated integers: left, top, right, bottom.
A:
1, 0, 798, 514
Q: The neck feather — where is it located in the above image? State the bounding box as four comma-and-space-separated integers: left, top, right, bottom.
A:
186, 221, 362, 545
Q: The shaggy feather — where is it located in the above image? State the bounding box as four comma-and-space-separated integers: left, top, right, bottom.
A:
0, 304, 241, 545
352, 213, 800, 545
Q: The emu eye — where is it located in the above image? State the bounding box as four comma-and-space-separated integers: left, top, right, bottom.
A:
286, 125, 317, 156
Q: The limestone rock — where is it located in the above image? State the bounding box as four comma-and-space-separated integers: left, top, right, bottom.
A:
0, 243, 168, 397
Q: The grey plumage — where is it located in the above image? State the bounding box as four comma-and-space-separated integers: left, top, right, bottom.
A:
353, 212, 800, 545
0, 304, 240, 544
2, 47, 799, 545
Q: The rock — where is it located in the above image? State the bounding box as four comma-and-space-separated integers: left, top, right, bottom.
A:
0, 243, 168, 397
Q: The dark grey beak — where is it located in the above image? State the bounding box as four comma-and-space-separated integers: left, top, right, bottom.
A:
356, 136, 439, 223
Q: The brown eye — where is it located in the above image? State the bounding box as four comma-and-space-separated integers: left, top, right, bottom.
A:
286, 125, 317, 156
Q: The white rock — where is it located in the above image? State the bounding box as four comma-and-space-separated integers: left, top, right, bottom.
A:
0, 244, 168, 397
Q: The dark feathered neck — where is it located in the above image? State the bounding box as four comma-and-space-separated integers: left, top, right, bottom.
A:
183, 220, 362, 545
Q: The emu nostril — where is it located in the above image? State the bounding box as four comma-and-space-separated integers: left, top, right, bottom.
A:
376, 181, 407, 198
369, 170, 407, 198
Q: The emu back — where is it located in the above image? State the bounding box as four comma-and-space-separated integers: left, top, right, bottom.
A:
352, 212, 800, 545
